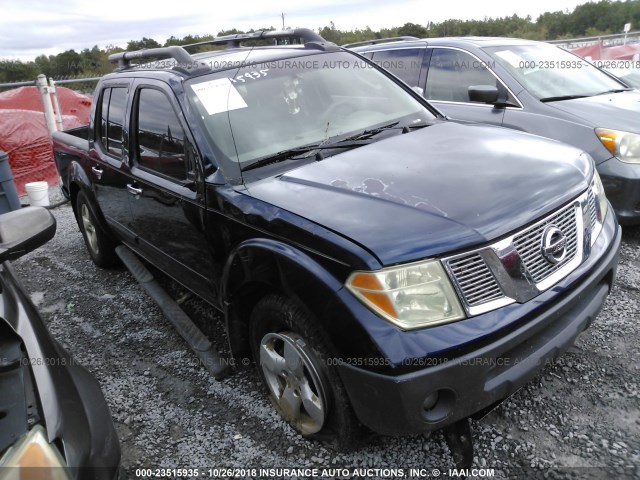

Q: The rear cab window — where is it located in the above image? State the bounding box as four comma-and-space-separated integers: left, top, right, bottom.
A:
98, 87, 127, 158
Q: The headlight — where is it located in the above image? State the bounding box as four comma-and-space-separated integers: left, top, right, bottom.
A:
0, 425, 71, 480
346, 259, 465, 330
590, 170, 608, 223
595, 128, 640, 163
589, 170, 608, 245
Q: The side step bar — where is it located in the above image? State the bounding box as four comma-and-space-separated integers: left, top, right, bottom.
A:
115, 245, 229, 379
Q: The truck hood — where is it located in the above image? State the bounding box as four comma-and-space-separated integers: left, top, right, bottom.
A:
547, 91, 640, 132
244, 122, 591, 266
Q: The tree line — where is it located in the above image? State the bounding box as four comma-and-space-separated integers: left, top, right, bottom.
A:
1, 0, 639, 83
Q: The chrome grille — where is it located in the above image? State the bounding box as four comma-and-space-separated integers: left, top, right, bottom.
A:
587, 188, 597, 230
443, 192, 590, 316
513, 204, 578, 283
446, 253, 503, 307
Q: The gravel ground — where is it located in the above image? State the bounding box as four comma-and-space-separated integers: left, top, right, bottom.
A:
12, 191, 640, 480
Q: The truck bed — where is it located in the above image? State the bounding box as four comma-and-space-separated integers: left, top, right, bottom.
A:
52, 126, 90, 198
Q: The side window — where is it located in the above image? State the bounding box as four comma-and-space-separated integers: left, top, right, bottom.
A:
372, 49, 424, 87
100, 89, 110, 148
136, 88, 187, 181
98, 87, 127, 157
426, 48, 497, 103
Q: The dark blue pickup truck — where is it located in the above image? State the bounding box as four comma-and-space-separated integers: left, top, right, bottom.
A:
52, 29, 620, 459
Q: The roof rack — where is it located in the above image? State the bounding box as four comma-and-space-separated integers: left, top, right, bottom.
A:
108, 46, 210, 74
182, 28, 327, 49
107, 29, 333, 75
342, 36, 419, 48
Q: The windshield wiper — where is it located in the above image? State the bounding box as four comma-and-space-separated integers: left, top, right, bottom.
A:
540, 94, 591, 103
355, 120, 431, 137
596, 88, 633, 95
241, 140, 374, 172
541, 88, 633, 102
241, 121, 429, 172
241, 145, 322, 172
401, 122, 430, 133
312, 139, 373, 149
354, 122, 400, 139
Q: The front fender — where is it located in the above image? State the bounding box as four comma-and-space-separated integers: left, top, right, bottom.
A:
503, 107, 610, 164
221, 238, 383, 362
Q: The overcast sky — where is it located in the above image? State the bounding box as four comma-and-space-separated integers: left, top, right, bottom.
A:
1, 0, 591, 61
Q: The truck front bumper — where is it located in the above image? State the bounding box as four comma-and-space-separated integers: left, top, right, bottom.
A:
338, 212, 621, 436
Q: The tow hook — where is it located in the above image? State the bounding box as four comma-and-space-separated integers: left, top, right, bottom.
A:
442, 417, 474, 471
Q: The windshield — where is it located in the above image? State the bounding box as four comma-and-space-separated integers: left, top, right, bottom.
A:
605, 68, 640, 89
484, 43, 625, 101
186, 51, 435, 172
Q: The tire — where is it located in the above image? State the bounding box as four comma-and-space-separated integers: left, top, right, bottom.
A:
249, 294, 360, 447
75, 191, 119, 267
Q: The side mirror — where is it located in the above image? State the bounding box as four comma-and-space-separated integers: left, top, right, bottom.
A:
468, 85, 500, 104
0, 207, 56, 262
411, 86, 424, 96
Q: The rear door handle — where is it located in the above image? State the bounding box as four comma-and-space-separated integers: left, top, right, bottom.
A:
126, 184, 143, 196
91, 166, 103, 180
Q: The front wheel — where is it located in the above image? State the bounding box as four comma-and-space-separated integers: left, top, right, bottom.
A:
249, 294, 360, 446
75, 191, 118, 267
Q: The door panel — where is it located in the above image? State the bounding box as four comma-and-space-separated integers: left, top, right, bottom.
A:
127, 174, 212, 293
91, 85, 134, 236
126, 83, 214, 299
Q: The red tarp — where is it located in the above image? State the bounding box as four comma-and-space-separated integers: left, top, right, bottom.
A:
570, 44, 640, 61
0, 86, 92, 195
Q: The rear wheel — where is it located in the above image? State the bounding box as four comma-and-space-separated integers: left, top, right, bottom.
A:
76, 191, 118, 267
249, 294, 360, 446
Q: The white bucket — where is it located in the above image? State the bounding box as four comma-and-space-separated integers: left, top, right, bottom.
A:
25, 181, 50, 207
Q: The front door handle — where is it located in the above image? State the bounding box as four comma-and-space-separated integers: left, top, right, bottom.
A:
91, 166, 103, 180
126, 184, 143, 196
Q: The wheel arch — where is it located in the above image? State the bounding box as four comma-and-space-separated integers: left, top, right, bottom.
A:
67, 160, 92, 219
221, 238, 373, 362
68, 162, 117, 243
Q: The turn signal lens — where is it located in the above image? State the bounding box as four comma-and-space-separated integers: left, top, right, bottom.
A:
0, 425, 71, 480
596, 128, 640, 163
346, 260, 465, 330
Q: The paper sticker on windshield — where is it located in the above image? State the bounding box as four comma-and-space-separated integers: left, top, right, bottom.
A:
494, 50, 524, 69
191, 78, 248, 115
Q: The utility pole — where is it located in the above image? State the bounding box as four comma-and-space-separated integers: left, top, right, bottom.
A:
281, 12, 286, 29
623, 23, 631, 45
